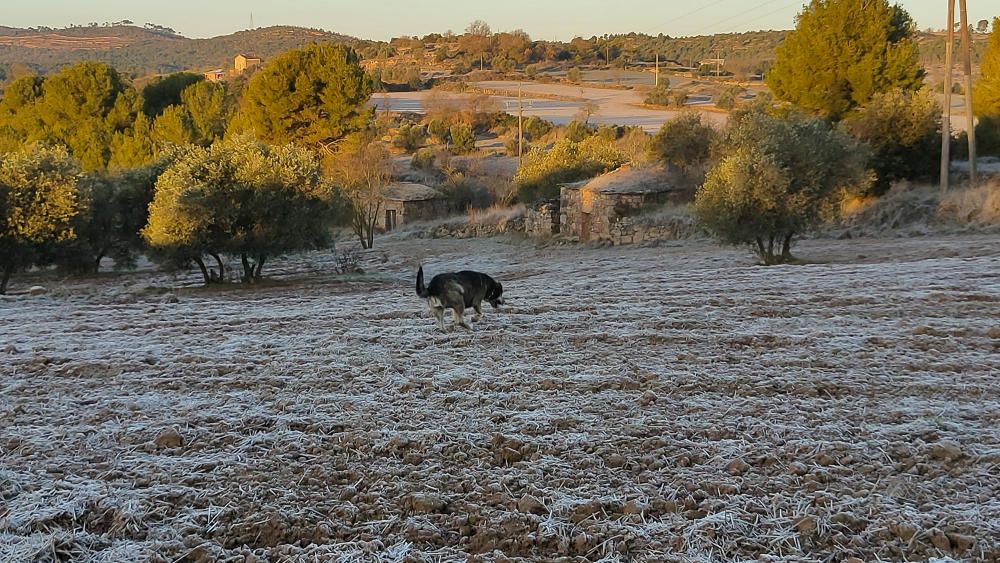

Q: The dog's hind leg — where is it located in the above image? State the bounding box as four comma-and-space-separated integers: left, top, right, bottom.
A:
452, 305, 471, 330
430, 305, 446, 331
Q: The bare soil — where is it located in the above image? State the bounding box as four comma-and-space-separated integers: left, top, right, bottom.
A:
1, 234, 999, 562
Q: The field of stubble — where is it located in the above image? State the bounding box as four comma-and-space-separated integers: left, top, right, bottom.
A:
2, 234, 998, 562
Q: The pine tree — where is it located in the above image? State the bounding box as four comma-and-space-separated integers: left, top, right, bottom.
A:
228, 44, 372, 149
766, 0, 923, 120
973, 17, 1000, 117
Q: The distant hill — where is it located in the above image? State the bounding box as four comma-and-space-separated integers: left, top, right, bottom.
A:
0, 24, 370, 77
0, 23, 986, 84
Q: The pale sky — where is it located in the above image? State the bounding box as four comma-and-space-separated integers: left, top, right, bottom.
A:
2, 1, 995, 40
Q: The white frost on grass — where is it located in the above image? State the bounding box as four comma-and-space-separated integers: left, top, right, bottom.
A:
1, 234, 999, 561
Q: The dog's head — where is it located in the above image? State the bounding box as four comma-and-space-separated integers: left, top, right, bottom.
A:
486, 280, 505, 308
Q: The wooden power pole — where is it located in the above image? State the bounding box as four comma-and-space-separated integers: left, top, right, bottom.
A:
959, 0, 977, 186
655, 53, 659, 87
940, 0, 955, 192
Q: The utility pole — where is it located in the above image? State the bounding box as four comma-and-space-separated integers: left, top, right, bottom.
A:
606, 44, 610, 68
518, 83, 524, 165
506, 85, 531, 166
959, 0, 977, 186
941, 0, 955, 192
655, 52, 659, 87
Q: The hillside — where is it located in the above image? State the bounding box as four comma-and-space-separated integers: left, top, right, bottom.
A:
0, 23, 987, 83
0, 25, 369, 77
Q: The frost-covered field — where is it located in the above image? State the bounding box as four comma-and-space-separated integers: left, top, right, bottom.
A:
2, 235, 999, 562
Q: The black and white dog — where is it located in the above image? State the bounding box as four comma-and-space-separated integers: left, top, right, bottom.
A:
416, 266, 505, 330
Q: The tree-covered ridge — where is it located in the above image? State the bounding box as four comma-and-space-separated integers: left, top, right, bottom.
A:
0, 25, 368, 77
0, 22, 988, 83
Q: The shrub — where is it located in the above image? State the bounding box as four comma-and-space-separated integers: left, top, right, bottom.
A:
411, 147, 437, 170
449, 123, 475, 154
514, 136, 626, 202
522, 116, 553, 141
567, 67, 582, 84
672, 90, 689, 107
504, 137, 531, 157
953, 114, 1000, 159
715, 85, 745, 110
427, 118, 451, 143
649, 113, 717, 171
644, 84, 671, 106
392, 120, 427, 152
565, 120, 595, 142
596, 124, 623, 142
841, 88, 940, 195
439, 171, 494, 210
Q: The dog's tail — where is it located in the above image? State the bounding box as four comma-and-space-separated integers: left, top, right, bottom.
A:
416, 265, 429, 298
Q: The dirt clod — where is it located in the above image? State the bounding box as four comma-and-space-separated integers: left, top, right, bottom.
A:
154, 429, 184, 449
928, 440, 963, 462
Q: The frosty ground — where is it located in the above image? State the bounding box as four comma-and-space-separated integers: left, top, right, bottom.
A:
1, 234, 999, 562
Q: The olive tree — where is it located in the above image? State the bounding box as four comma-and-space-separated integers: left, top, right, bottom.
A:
0, 144, 84, 293
143, 137, 333, 283
694, 110, 871, 264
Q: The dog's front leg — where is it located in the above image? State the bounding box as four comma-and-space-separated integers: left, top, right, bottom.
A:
452, 307, 471, 330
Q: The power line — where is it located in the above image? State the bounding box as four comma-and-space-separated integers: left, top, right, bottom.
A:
639, 0, 732, 35
686, 0, 802, 37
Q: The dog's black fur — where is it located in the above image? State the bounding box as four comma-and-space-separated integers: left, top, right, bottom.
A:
416, 266, 505, 330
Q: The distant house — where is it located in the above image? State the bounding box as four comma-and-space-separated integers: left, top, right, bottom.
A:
203, 69, 226, 82
235, 54, 262, 74
559, 165, 685, 243
378, 183, 448, 231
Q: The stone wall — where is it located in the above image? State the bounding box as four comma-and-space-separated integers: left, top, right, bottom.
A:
525, 199, 560, 237
607, 215, 699, 245
378, 198, 450, 230
559, 186, 695, 244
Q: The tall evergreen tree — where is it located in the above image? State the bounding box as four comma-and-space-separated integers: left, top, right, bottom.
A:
766, 0, 923, 120
973, 17, 1000, 117
228, 44, 372, 149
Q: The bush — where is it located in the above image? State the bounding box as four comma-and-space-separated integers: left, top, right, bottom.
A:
841, 88, 940, 195
514, 136, 626, 202
644, 84, 671, 106
715, 85, 745, 110
411, 147, 437, 170
694, 110, 870, 264
672, 90, 689, 108
427, 118, 451, 143
392, 120, 427, 152
596, 124, 623, 142
649, 113, 717, 171
565, 120, 595, 142
449, 123, 475, 154
522, 116, 553, 141
567, 67, 582, 84
439, 171, 495, 210
504, 137, 531, 157
953, 114, 1000, 158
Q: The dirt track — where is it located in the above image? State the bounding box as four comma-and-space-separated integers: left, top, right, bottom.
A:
2, 234, 999, 562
